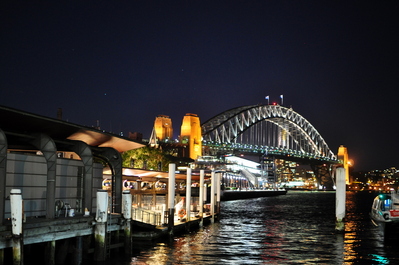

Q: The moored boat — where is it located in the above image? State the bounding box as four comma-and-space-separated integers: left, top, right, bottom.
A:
370, 191, 399, 235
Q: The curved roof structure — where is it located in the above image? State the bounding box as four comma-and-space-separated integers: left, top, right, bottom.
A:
0, 105, 144, 152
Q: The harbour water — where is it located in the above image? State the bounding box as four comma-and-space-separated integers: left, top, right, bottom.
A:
111, 191, 399, 264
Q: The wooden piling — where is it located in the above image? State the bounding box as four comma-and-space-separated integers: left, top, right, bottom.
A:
12, 237, 22, 265
94, 223, 107, 261
123, 220, 132, 255
45, 240, 55, 265
74, 236, 83, 265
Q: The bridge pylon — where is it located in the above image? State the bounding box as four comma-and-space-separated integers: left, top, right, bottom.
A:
180, 113, 202, 160
337, 145, 349, 184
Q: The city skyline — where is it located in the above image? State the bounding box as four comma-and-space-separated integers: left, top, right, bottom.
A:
1, 1, 398, 171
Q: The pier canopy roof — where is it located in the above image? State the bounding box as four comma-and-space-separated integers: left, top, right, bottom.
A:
0, 105, 144, 152
104, 167, 210, 183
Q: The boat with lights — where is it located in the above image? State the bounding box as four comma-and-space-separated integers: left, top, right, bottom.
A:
370, 191, 399, 234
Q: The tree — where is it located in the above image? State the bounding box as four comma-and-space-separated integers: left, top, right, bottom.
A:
122, 146, 172, 171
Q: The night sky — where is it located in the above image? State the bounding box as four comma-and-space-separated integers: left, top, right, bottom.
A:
1, 1, 398, 171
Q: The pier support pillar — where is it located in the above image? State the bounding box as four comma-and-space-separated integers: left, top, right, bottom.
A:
45, 240, 55, 265
335, 167, 346, 232
211, 171, 215, 223
167, 208, 175, 235
10, 189, 23, 265
199, 170, 205, 227
185, 168, 192, 223
167, 164, 176, 234
216, 172, 221, 217
74, 237, 83, 265
122, 190, 132, 255
123, 220, 132, 255
185, 168, 192, 232
161, 204, 166, 225
94, 189, 108, 261
0, 249, 4, 265
203, 183, 207, 203
94, 224, 107, 261
0, 129, 7, 226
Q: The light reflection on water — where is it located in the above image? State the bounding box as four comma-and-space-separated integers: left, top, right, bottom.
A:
121, 191, 399, 265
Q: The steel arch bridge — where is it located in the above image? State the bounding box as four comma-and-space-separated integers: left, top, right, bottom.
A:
201, 105, 339, 188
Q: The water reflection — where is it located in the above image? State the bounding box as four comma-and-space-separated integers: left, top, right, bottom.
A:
128, 191, 399, 265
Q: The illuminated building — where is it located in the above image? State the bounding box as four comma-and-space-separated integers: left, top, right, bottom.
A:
337, 145, 349, 184
180, 113, 202, 160
154, 115, 173, 141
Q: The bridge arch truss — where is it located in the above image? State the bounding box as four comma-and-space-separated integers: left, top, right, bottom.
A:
201, 105, 336, 161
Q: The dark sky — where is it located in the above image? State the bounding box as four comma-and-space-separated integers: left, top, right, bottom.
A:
1, 1, 398, 171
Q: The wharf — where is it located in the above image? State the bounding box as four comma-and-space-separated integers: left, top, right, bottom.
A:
0, 213, 214, 247
132, 215, 214, 240
0, 215, 95, 249
0, 211, 217, 264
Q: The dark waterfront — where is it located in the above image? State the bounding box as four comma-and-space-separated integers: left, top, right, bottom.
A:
111, 191, 398, 264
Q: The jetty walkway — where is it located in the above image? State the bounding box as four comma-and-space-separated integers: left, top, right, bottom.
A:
0, 179, 285, 265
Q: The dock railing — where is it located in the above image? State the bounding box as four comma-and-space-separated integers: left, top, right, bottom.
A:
132, 207, 162, 226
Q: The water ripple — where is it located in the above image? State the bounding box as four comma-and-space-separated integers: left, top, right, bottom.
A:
127, 191, 399, 265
